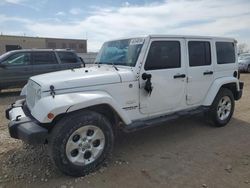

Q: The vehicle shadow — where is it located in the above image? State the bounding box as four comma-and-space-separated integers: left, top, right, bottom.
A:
0, 90, 22, 105
1, 116, 250, 187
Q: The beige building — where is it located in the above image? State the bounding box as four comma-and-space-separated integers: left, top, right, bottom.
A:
0, 35, 87, 55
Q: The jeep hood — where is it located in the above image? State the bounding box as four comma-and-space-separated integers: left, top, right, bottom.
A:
30, 65, 136, 91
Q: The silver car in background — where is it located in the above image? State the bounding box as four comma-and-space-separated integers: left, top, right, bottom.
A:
239, 53, 250, 72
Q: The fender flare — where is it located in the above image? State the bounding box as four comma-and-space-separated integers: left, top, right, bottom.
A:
20, 84, 27, 96
31, 91, 131, 125
202, 77, 239, 106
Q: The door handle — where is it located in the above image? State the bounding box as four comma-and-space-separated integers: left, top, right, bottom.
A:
203, 71, 213, 75
173, 74, 186, 79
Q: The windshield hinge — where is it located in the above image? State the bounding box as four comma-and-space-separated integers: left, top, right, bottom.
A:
50, 85, 56, 98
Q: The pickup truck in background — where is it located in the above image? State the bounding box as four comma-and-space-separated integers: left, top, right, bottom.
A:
0, 49, 84, 91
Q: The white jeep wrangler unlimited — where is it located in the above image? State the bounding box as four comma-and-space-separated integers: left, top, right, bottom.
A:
6, 35, 243, 176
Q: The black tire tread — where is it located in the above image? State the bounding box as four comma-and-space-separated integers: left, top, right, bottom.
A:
208, 88, 235, 127
48, 110, 114, 177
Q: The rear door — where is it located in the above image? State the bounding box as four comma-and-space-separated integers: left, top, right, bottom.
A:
186, 40, 214, 105
31, 51, 61, 76
0, 52, 32, 88
56, 51, 82, 70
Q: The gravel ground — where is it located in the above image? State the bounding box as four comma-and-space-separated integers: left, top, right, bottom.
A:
0, 74, 250, 188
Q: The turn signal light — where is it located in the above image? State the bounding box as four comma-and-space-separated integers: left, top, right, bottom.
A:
47, 113, 55, 120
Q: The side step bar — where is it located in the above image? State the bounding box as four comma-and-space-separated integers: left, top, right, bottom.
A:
123, 106, 209, 133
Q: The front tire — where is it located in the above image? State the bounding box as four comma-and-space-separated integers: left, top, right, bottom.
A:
208, 88, 235, 127
48, 110, 114, 177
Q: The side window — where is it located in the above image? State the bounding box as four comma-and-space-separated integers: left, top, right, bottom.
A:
57, 52, 79, 64
32, 52, 57, 65
216, 42, 235, 64
145, 41, 181, 70
2, 52, 31, 66
188, 41, 211, 67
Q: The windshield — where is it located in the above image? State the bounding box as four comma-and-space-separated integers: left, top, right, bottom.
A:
239, 54, 250, 60
95, 38, 144, 67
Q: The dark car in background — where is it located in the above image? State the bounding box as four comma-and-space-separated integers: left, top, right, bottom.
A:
0, 49, 84, 91
238, 53, 250, 73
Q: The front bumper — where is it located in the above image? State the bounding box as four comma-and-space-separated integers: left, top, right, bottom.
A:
5, 99, 48, 144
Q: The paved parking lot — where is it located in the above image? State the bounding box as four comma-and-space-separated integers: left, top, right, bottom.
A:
0, 74, 250, 188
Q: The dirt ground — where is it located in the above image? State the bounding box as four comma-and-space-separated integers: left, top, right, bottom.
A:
0, 74, 250, 188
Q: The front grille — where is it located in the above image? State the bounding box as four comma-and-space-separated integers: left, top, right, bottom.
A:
26, 80, 40, 109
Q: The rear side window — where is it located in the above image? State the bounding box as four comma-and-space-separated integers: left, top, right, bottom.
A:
32, 52, 57, 65
145, 41, 181, 70
188, 41, 211, 67
216, 42, 235, 64
57, 52, 79, 64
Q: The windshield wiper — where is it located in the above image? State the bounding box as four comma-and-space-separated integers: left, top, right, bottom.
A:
94, 61, 119, 71
111, 62, 119, 71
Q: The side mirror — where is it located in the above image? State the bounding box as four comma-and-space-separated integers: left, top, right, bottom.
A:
142, 73, 152, 80
79, 57, 86, 67
141, 73, 153, 95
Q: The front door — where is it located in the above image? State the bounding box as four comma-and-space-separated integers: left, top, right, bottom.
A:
186, 40, 214, 105
0, 52, 32, 88
139, 38, 186, 115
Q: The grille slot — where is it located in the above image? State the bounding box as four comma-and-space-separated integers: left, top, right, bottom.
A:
26, 80, 40, 109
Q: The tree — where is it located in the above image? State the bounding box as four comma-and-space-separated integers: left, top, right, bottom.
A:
238, 43, 249, 54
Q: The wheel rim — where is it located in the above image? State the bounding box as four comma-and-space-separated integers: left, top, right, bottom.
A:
66, 125, 105, 166
217, 96, 232, 121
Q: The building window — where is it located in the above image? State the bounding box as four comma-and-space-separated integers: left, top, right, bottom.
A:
69, 43, 76, 49
62, 43, 67, 49
48, 42, 56, 49
79, 44, 84, 49
5, 45, 22, 52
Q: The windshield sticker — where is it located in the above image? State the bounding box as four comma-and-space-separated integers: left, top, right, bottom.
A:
130, 38, 144, 45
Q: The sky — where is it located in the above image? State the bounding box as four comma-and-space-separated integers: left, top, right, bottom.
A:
0, 0, 250, 52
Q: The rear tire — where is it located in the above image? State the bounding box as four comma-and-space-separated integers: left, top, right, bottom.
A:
48, 110, 114, 177
208, 88, 234, 127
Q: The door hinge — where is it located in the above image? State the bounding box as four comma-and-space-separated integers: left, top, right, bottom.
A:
187, 76, 192, 83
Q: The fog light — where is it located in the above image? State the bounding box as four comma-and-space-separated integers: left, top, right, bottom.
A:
47, 113, 55, 120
